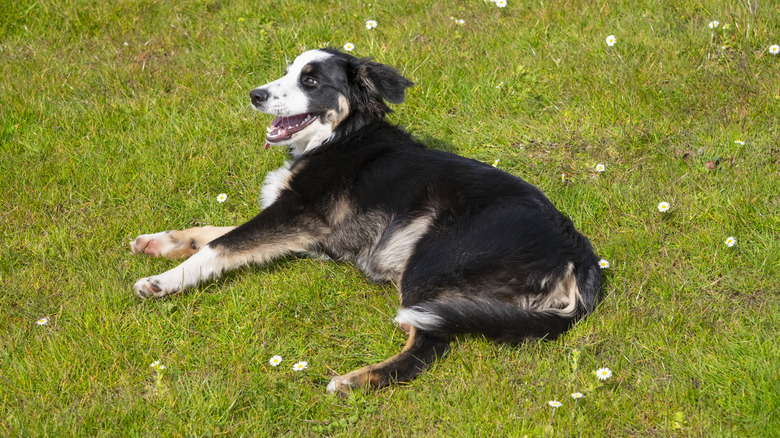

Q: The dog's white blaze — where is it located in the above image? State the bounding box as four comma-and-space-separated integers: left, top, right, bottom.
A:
394, 308, 445, 332
260, 162, 293, 208
252, 50, 333, 117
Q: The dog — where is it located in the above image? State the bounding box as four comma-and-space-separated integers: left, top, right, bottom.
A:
130, 48, 602, 394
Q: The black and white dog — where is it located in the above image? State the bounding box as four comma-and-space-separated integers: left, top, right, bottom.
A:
131, 48, 602, 394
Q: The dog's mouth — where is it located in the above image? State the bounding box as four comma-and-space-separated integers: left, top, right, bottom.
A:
266, 113, 318, 143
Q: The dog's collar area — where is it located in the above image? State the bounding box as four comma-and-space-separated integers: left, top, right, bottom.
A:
266, 113, 317, 143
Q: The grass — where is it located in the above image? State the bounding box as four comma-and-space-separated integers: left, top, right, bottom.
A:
1, 0, 779, 436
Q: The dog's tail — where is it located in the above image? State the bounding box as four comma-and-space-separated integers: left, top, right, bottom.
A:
395, 298, 573, 342
396, 262, 602, 343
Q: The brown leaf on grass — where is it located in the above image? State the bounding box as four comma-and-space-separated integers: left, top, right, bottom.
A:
673, 148, 694, 162
703, 160, 717, 170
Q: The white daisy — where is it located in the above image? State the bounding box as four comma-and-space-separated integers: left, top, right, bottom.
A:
492, 159, 500, 167
571, 392, 584, 399
596, 367, 612, 380
598, 259, 610, 269
548, 400, 562, 408
657, 201, 670, 213
36, 317, 49, 326
343, 43, 355, 52
269, 355, 283, 367
596, 163, 605, 172
724, 236, 736, 247
365, 20, 377, 30
708, 20, 720, 29
495, 0, 507, 7
605, 35, 616, 47
217, 193, 227, 203
734, 140, 745, 145
292, 361, 308, 371
769, 45, 780, 55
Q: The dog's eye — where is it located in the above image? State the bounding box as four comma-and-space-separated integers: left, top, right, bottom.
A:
302, 76, 318, 86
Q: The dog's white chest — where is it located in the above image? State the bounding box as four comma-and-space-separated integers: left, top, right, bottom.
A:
260, 162, 293, 209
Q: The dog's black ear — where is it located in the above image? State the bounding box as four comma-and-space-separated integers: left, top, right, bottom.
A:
348, 57, 414, 118
357, 60, 414, 104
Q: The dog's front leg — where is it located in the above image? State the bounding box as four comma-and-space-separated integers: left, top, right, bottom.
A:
133, 201, 325, 298
132, 245, 231, 298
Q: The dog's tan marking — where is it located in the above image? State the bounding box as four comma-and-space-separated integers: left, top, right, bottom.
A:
539, 263, 581, 316
372, 214, 433, 284
130, 226, 236, 260
327, 196, 352, 227
212, 229, 322, 269
519, 262, 582, 316
324, 94, 350, 129
327, 326, 420, 394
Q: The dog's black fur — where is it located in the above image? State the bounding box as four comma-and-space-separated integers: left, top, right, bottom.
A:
131, 49, 602, 393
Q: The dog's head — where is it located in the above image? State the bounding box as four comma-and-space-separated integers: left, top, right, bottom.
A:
250, 49, 413, 155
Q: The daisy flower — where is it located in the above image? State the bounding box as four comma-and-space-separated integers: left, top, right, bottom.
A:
365, 20, 377, 30
769, 45, 780, 55
269, 355, 283, 367
595, 163, 605, 172
496, 81, 504, 88
724, 236, 736, 247
571, 392, 584, 399
292, 361, 308, 371
708, 20, 719, 29
548, 400, 562, 408
657, 201, 670, 213
734, 140, 745, 145
217, 193, 227, 203
343, 43, 355, 52
456, 19, 465, 25
598, 259, 610, 269
596, 367, 612, 381
605, 35, 616, 47
492, 159, 500, 167
494, 0, 507, 7
36, 317, 49, 326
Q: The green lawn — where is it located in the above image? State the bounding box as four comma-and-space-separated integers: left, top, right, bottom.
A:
2, 0, 778, 436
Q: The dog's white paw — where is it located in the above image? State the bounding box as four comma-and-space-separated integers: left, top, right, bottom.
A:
130, 232, 171, 257
326, 375, 356, 395
133, 275, 180, 299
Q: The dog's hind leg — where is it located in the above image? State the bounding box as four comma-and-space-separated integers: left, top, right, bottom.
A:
326, 327, 450, 395
130, 226, 236, 260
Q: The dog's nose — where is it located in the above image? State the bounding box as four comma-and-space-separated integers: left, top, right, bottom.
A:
250, 88, 270, 107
